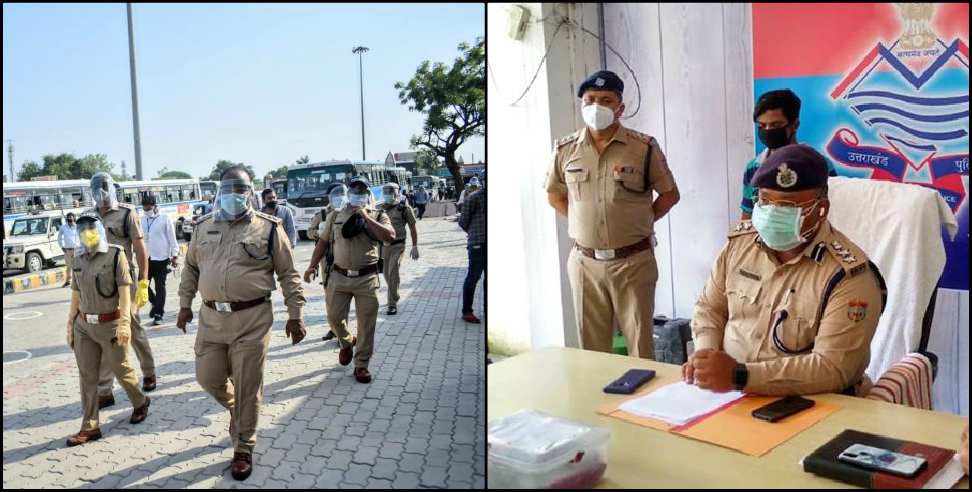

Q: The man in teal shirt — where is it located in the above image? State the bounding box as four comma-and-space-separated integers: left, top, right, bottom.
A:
741, 89, 837, 219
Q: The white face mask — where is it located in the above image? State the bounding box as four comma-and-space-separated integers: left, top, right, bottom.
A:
581, 103, 617, 130
350, 194, 370, 208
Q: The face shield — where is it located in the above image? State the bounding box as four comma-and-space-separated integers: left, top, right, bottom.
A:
328, 184, 349, 211
349, 183, 372, 208
213, 178, 255, 221
90, 172, 118, 209
382, 183, 400, 205
76, 216, 109, 256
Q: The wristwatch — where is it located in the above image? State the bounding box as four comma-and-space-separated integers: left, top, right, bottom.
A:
732, 363, 749, 391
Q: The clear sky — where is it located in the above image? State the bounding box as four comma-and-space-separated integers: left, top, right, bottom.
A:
2, 3, 485, 180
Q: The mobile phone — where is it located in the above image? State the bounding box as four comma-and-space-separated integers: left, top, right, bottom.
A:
603, 369, 656, 395
837, 444, 928, 478
751, 395, 815, 422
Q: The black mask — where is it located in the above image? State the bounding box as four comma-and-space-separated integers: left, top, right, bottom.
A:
758, 125, 792, 149
266, 200, 277, 209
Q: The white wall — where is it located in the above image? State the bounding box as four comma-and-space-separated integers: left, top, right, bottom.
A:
486, 3, 601, 354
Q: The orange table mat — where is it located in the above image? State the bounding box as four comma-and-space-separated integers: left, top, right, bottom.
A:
598, 390, 840, 457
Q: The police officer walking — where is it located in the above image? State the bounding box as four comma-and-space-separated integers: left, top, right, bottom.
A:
307, 183, 343, 341
378, 182, 419, 315
545, 70, 681, 359
176, 166, 306, 480
304, 176, 395, 384
85, 172, 158, 406
65, 212, 150, 446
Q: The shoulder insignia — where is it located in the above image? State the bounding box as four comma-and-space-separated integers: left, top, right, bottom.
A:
253, 210, 282, 224
728, 220, 757, 238
554, 133, 578, 150
627, 129, 654, 145
197, 212, 214, 223
824, 230, 869, 276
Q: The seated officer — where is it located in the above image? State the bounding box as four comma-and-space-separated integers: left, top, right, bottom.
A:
685, 144, 885, 396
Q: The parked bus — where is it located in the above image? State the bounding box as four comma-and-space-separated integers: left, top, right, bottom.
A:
199, 180, 218, 201
3, 179, 92, 236
286, 160, 391, 238
115, 179, 205, 239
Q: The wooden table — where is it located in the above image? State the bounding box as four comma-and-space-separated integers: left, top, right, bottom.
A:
488, 347, 969, 488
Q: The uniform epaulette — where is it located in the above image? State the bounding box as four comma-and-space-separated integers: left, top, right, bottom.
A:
554, 133, 579, 149
824, 231, 870, 277
197, 212, 214, 223
253, 210, 282, 224
626, 128, 654, 145
728, 220, 758, 238
117, 202, 137, 210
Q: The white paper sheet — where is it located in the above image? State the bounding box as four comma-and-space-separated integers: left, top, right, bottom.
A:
617, 381, 745, 425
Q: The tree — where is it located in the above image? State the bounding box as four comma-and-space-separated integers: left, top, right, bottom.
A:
415, 150, 439, 172
157, 170, 192, 179
295, 155, 309, 165
207, 160, 255, 181
267, 165, 290, 180
16, 153, 114, 181
395, 36, 484, 185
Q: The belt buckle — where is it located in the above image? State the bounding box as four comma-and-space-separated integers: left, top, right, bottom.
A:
215, 302, 233, 313
348, 269, 360, 277
593, 248, 616, 260
84, 314, 100, 324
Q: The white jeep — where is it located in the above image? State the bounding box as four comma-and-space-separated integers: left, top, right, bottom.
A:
3, 212, 67, 273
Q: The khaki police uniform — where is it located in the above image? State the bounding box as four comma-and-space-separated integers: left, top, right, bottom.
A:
72, 244, 146, 431
178, 210, 305, 455
85, 203, 157, 395
379, 201, 416, 309
321, 207, 392, 369
691, 219, 884, 395
307, 207, 333, 281
545, 124, 677, 359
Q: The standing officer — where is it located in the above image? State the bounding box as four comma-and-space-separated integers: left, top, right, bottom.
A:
684, 144, 884, 396
85, 172, 158, 405
378, 182, 419, 315
304, 176, 395, 384
65, 212, 150, 446
545, 70, 681, 359
176, 166, 307, 480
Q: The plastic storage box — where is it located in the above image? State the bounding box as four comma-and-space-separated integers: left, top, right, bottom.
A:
488, 410, 610, 489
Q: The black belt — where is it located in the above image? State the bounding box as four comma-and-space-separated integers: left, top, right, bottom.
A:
334, 263, 379, 278
388, 239, 406, 246
204, 296, 269, 313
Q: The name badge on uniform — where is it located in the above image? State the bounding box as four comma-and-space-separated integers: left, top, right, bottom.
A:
612, 164, 641, 181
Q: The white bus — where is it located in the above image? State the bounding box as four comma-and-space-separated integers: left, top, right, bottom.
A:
115, 179, 205, 239
3, 179, 92, 236
287, 160, 395, 239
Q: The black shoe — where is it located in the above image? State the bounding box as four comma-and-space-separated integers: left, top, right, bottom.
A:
152, 316, 162, 326
62, 281, 71, 288
98, 394, 115, 409
386, 306, 397, 315
231, 452, 253, 481
142, 376, 157, 392
322, 331, 336, 342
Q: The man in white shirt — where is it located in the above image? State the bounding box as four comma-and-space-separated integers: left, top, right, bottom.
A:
141, 195, 180, 325
57, 212, 81, 287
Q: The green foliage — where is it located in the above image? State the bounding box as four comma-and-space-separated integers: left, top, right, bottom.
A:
16, 153, 114, 181
207, 160, 255, 181
395, 37, 484, 184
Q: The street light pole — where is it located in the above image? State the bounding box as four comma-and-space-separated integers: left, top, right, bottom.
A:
352, 46, 369, 161
127, 3, 144, 180
7, 140, 14, 183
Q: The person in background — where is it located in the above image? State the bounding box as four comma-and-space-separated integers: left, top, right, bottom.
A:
458, 183, 485, 324
261, 188, 297, 249
413, 186, 429, 220
58, 212, 80, 288
141, 195, 180, 326
741, 89, 837, 219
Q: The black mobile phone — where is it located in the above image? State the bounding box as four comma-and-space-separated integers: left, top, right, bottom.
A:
603, 369, 656, 395
752, 395, 815, 422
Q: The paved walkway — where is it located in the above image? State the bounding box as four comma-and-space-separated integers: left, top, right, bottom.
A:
2, 216, 484, 488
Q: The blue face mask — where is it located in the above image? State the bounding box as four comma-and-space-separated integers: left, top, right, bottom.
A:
220, 193, 249, 216
751, 202, 811, 251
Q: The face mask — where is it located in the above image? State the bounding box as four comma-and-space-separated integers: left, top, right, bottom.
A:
220, 193, 249, 216
93, 189, 113, 206
350, 194, 369, 208
144, 208, 157, 217
384, 194, 397, 205
330, 195, 348, 211
751, 201, 820, 251
581, 103, 617, 131
80, 229, 101, 249
266, 200, 277, 209
758, 125, 791, 149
